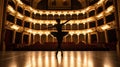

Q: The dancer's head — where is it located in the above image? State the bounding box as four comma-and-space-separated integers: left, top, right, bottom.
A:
56, 19, 60, 24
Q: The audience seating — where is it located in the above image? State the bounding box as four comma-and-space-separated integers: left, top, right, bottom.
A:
13, 41, 117, 51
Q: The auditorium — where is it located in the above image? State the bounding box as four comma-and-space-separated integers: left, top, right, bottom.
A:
0, 0, 120, 67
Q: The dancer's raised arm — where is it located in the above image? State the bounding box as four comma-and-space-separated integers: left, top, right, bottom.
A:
61, 19, 71, 25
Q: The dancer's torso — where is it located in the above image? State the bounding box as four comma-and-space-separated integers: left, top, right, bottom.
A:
55, 24, 62, 32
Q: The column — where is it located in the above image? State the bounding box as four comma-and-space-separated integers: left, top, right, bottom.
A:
12, 2, 18, 44
77, 34, 79, 44
102, 2, 108, 43
33, 24, 35, 44
12, 31, 16, 44
83, 23, 86, 43
84, 34, 86, 44
0, 0, 7, 50
114, 0, 120, 55
96, 33, 99, 43
46, 35, 48, 42
39, 24, 42, 44
70, 34, 73, 42
87, 12, 91, 44
87, 33, 91, 44
0, 0, 4, 48
77, 24, 79, 30
70, 24, 72, 30
39, 35, 41, 44
103, 0, 108, 43
21, 33, 23, 44
28, 34, 31, 45
29, 31, 32, 45
104, 31, 108, 43
64, 36, 67, 42
94, 7, 99, 43
29, 8, 33, 45
52, 36, 55, 43
33, 34, 35, 44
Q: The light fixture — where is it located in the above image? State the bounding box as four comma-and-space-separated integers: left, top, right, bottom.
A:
11, 25, 19, 30
15, 0, 106, 16
101, 25, 110, 30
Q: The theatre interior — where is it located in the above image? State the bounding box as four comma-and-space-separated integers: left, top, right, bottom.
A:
0, 0, 120, 67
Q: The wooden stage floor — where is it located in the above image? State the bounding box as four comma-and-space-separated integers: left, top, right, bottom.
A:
0, 51, 120, 67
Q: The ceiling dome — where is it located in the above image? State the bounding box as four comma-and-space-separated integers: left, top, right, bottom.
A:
20, 0, 99, 10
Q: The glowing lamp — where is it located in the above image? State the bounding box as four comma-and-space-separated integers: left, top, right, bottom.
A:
69, 31, 74, 35
75, 11, 80, 15
63, 11, 67, 15
38, 31, 43, 35
96, 13, 103, 18
82, 31, 87, 35
45, 31, 50, 35
105, 6, 114, 14
8, 5, 15, 13
27, 29, 32, 33
33, 31, 37, 35
39, 11, 43, 15
17, 13, 24, 18
101, 25, 110, 30
16, 0, 23, 5
69, 11, 73, 15
75, 31, 81, 35
86, 29, 93, 33
51, 11, 55, 16
11, 25, 19, 30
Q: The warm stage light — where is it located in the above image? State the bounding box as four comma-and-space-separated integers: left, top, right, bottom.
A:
7, 4, 114, 25
69, 31, 74, 35
75, 31, 81, 35
27, 29, 33, 33
75, 11, 80, 15
16, 0, 23, 5
96, 12, 103, 18
7, 0, 115, 36
69, 11, 74, 15
39, 11, 43, 15
51, 11, 56, 16
63, 11, 67, 15
38, 31, 43, 36
45, 11, 49, 16
58, 11, 62, 16
97, 0, 104, 5
33, 31, 37, 35
17, 13, 24, 19
33, 10, 37, 14
101, 25, 110, 30
15, 0, 106, 16
11, 25, 19, 30
45, 31, 50, 35
86, 17, 95, 22
86, 29, 93, 33
105, 5, 114, 14
25, 17, 33, 22
7, 5, 15, 13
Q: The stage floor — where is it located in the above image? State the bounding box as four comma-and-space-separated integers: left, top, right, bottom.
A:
0, 51, 120, 67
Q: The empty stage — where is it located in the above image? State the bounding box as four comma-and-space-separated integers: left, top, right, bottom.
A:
0, 51, 120, 67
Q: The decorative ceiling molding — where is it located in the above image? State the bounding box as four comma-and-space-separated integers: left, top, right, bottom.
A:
32, 0, 41, 8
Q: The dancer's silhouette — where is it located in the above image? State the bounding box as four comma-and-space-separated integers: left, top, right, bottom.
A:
47, 19, 70, 56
